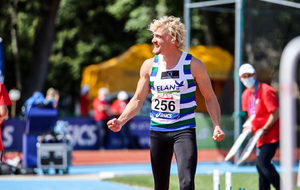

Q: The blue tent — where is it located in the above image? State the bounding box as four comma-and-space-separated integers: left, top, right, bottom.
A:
0, 38, 4, 83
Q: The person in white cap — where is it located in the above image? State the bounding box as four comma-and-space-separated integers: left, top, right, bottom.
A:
239, 63, 281, 190
110, 91, 137, 149
111, 91, 129, 117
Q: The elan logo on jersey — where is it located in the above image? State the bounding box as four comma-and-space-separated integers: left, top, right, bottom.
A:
156, 80, 184, 92
156, 85, 177, 91
157, 93, 173, 99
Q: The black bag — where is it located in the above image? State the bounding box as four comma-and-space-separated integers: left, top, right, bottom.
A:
0, 164, 13, 175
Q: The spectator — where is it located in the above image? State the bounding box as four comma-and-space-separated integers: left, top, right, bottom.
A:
53, 89, 60, 108
110, 91, 128, 117
79, 84, 90, 116
44, 87, 59, 108
93, 87, 110, 149
240, 63, 281, 190
111, 91, 137, 149
22, 91, 45, 116
22, 88, 60, 118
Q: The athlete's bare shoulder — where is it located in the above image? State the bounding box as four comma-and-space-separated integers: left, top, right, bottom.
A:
143, 57, 154, 66
140, 58, 154, 77
190, 56, 207, 77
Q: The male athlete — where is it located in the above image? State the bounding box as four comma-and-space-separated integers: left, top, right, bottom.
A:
108, 16, 225, 190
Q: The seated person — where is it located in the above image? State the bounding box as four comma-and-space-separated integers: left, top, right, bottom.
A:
22, 91, 45, 116
44, 88, 59, 108
22, 88, 59, 118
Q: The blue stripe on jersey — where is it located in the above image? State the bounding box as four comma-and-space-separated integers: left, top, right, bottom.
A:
154, 55, 159, 63
150, 122, 196, 132
184, 69, 191, 74
150, 71, 157, 77
180, 96, 196, 104
185, 54, 192, 60
179, 112, 195, 118
188, 83, 197, 88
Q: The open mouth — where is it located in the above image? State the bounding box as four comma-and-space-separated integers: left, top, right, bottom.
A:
153, 43, 159, 48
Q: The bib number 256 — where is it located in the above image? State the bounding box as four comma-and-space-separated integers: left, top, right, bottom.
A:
154, 99, 176, 112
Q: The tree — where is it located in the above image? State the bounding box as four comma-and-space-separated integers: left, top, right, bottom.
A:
8, 0, 22, 90
2, 0, 298, 118
106, 0, 185, 44
0, 0, 61, 107
25, 0, 60, 98
0, 0, 228, 115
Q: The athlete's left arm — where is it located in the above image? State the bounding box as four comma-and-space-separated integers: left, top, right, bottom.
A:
191, 57, 225, 142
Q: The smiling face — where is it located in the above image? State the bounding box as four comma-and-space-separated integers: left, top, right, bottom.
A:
151, 27, 171, 55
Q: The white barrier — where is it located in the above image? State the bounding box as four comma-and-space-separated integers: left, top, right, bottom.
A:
213, 169, 220, 190
213, 170, 232, 190
279, 36, 300, 190
225, 172, 232, 190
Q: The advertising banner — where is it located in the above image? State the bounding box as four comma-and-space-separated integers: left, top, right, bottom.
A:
2, 116, 151, 151
2, 119, 26, 151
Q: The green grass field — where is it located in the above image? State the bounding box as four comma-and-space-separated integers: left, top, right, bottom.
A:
107, 173, 300, 190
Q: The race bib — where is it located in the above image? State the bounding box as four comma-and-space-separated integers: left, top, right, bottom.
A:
151, 90, 180, 119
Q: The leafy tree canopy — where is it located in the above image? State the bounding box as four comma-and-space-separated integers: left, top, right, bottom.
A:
1, 0, 299, 116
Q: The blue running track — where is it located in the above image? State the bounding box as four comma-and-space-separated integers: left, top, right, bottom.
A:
0, 162, 297, 190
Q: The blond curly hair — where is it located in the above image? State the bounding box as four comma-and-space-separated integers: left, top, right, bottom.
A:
148, 16, 186, 50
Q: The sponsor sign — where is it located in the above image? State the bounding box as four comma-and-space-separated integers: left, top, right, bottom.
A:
3, 117, 151, 151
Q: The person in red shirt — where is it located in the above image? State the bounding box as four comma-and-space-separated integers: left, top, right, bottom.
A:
0, 83, 12, 165
240, 63, 280, 190
110, 91, 137, 149
110, 91, 128, 118
80, 84, 90, 116
93, 87, 110, 149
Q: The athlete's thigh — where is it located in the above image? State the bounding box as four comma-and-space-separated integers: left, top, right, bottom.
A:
150, 131, 174, 179
173, 128, 198, 175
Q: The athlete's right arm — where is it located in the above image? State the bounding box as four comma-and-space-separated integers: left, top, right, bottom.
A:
108, 58, 153, 132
